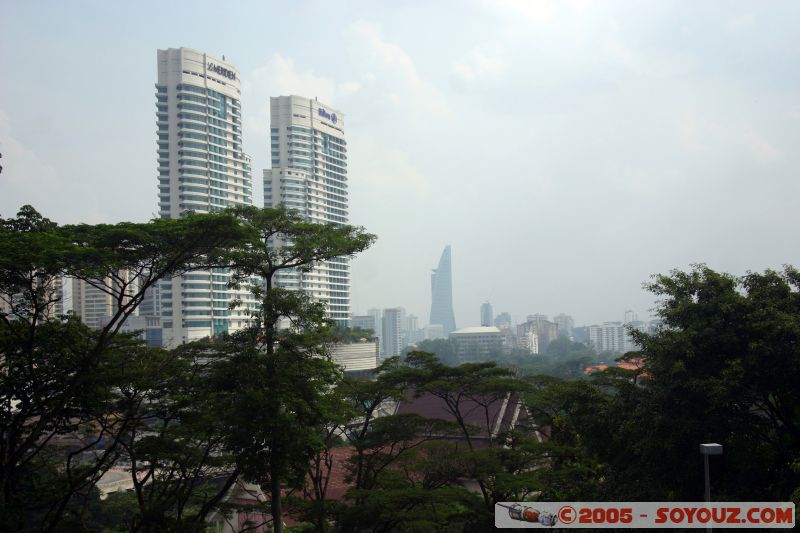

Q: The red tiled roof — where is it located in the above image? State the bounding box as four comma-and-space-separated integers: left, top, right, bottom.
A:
396, 390, 522, 439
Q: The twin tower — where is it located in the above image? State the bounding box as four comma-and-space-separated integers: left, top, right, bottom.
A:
155, 47, 349, 346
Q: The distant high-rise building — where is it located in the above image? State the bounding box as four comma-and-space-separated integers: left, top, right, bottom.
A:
382, 307, 403, 357
156, 47, 256, 346
430, 245, 456, 335
646, 319, 663, 335
264, 95, 350, 325
480, 301, 493, 327
572, 326, 590, 343
351, 314, 377, 335
71, 274, 135, 330
517, 330, 539, 355
406, 314, 420, 345
407, 314, 419, 334
518, 315, 559, 352
139, 283, 162, 320
367, 308, 382, 341
494, 312, 513, 330
625, 320, 647, 352
553, 313, 574, 339
1, 275, 65, 320
397, 306, 408, 337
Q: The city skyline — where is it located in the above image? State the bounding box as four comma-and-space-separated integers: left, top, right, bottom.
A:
2, 1, 799, 326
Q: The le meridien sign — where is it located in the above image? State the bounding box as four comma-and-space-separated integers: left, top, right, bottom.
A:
207, 62, 236, 81
318, 108, 338, 124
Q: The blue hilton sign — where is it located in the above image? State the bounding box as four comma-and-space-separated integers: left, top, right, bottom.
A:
318, 108, 337, 124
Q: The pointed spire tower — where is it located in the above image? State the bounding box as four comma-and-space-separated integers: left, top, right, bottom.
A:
429, 245, 456, 335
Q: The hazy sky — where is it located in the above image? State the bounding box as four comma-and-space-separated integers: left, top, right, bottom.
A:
2, 1, 799, 327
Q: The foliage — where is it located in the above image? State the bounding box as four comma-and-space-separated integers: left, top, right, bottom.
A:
544, 336, 594, 358
0, 204, 377, 532
330, 326, 375, 343
0, 206, 253, 531
526, 265, 800, 503
5, 205, 798, 531
218, 204, 375, 533
403, 338, 458, 365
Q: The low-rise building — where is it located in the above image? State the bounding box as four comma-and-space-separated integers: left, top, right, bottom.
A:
423, 324, 445, 341
331, 338, 380, 377
449, 326, 502, 363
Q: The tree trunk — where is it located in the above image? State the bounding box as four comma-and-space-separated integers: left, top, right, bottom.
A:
271, 457, 283, 533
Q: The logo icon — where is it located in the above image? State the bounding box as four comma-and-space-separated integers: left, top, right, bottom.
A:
558, 505, 577, 524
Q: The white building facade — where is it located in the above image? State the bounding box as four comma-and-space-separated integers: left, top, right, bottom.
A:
330, 339, 380, 375
449, 326, 503, 363
381, 307, 403, 357
156, 48, 256, 345
264, 96, 350, 325
588, 321, 642, 354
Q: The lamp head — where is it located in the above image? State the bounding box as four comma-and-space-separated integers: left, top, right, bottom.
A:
699, 443, 723, 455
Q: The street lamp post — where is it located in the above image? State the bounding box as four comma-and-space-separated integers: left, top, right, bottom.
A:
699, 443, 723, 532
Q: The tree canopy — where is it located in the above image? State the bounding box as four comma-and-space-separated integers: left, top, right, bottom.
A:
2, 206, 799, 531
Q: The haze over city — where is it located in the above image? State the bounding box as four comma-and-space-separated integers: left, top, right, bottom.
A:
2, 0, 798, 327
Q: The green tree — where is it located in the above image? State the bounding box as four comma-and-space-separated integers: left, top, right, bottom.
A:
627, 265, 800, 500
111, 338, 248, 532
220, 205, 375, 533
403, 338, 458, 365
0, 206, 248, 531
525, 265, 800, 504
400, 351, 533, 522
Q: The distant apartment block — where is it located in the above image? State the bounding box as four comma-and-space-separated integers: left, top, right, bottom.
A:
517, 315, 559, 352
351, 314, 377, 335
553, 313, 574, 339
494, 312, 512, 330
70, 274, 135, 330
516, 330, 539, 354
368, 308, 382, 342
589, 321, 643, 354
0, 275, 63, 320
405, 314, 420, 345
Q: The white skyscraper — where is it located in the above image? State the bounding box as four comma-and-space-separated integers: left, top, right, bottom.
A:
264, 95, 350, 324
156, 47, 256, 345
